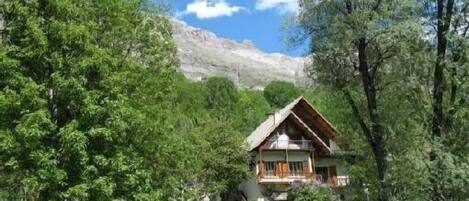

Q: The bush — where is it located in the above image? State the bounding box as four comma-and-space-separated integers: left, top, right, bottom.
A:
287, 186, 337, 201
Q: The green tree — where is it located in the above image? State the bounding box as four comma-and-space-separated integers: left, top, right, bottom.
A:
296, 1, 425, 200
263, 80, 301, 108
190, 118, 249, 201
205, 77, 238, 110
0, 0, 177, 200
152, 76, 251, 200
294, 0, 469, 200
426, 1, 469, 200
233, 90, 272, 135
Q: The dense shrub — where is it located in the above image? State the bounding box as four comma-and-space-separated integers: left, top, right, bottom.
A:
287, 186, 337, 201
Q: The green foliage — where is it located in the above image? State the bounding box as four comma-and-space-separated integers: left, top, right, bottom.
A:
263, 80, 302, 108
287, 186, 337, 201
294, 0, 469, 201
233, 90, 272, 135
206, 77, 239, 110
191, 119, 249, 200
149, 76, 271, 199
0, 0, 253, 200
0, 0, 179, 199
2, 0, 464, 200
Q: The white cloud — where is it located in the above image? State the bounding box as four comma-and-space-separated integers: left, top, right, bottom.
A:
178, 0, 245, 19
256, 0, 299, 14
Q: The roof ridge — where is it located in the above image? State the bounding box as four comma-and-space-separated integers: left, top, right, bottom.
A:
246, 97, 304, 151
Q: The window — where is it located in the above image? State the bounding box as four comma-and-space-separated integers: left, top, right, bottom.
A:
289, 161, 304, 176
339, 194, 345, 201
315, 167, 328, 183
264, 161, 276, 176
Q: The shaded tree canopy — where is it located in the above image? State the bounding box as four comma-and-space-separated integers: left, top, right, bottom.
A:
263, 80, 302, 108
206, 77, 239, 110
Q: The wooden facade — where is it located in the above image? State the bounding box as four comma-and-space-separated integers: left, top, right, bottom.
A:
242, 97, 351, 201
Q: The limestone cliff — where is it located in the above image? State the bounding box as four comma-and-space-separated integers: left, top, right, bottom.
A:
172, 19, 310, 89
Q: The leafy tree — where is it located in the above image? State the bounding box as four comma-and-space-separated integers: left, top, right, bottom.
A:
190, 118, 249, 201
294, 0, 469, 201
0, 0, 177, 200
296, 1, 426, 200
263, 80, 301, 108
233, 90, 272, 135
0, 1, 253, 198
153, 76, 253, 200
205, 77, 238, 110
425, 0, 469, 200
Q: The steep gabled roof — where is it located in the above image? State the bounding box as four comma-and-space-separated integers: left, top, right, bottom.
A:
246, 96, 338, 154
287, 112, 330, 153
246, 97, 302, 151
295, 98, 338, 139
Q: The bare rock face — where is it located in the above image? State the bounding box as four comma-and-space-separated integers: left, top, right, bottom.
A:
172, 19, 309, 89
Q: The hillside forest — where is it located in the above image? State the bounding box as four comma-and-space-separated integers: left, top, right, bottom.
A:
0, 0, 468, 201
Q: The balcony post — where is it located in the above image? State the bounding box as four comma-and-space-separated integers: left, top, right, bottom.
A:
259, 148, 263, 178
311, 151, 315, 177
285, 148, 289, 178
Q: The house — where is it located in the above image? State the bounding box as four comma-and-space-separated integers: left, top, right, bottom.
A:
240, 97, 351, 201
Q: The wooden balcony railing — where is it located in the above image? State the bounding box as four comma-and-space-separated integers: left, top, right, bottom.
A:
258, 172, 349, 186
261, 171, 315, 178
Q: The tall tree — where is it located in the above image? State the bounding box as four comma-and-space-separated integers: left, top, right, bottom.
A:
205, 77, 239, 110
427, 0, 469, 200
0, 0, 177, 200
296, 1, 423, 200
432, 0, 454, 141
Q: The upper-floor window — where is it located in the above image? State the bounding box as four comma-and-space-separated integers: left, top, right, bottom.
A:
289, 161, 304, 176
315, 167, 328, 183
264, 161, 276, 176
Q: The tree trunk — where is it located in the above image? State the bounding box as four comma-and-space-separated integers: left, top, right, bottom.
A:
372, 139, 388, 201
358, 37, 389, 201
432, 0, 451, 142
431, 1, 454, 200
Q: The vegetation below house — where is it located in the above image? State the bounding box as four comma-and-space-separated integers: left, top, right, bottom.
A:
287, 186, 337, 201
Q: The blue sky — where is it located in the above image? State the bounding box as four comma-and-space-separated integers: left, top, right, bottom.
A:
159, 0, 307, 57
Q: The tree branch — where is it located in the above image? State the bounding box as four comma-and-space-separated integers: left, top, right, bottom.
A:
432, 0, 455, 139
341, 88, 374, 145
372, 0, 383, 11
345, 0, 353, 14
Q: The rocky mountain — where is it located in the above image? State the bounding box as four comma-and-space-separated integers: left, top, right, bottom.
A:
172, 19, 310, 89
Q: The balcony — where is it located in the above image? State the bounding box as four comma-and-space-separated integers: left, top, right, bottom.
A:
314, 175, 350, 187
260, 140, 313, 150
258, 170, 317, 184
257, 173, 350, 187
258, 171, 350, 187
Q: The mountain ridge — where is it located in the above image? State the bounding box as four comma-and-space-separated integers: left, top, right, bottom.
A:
172, 19, 310, 89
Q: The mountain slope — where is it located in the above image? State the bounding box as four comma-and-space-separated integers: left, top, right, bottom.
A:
172, 19, 309, 89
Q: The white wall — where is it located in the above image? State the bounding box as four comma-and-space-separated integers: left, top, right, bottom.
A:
315, 157, 347, 176
258, 151, 285, 161
287, 151, 310, 161
255, 151, 310, 162
239, 175, 266, 201
329, 140, 341, 151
